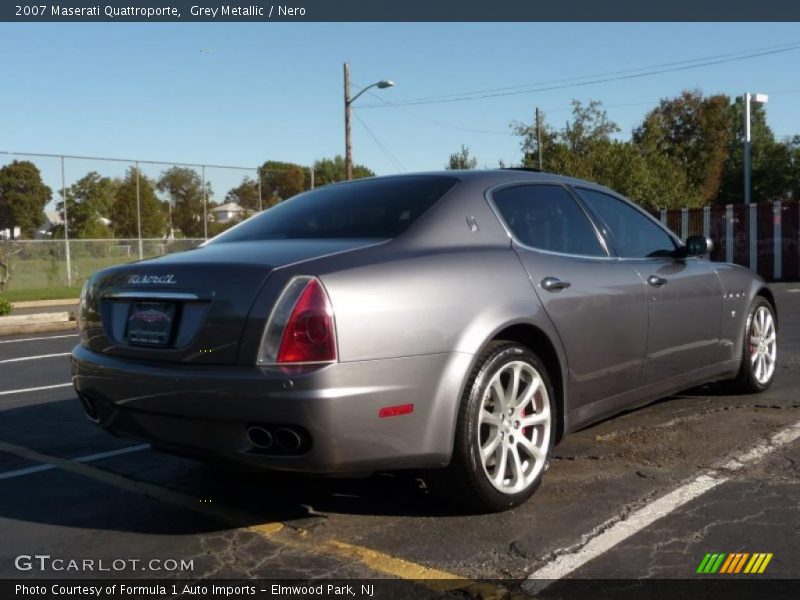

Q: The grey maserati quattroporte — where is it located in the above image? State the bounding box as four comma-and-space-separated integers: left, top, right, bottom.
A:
71, 170, 777, 511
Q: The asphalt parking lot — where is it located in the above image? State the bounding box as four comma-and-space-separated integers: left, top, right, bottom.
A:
1, 285, 799, 593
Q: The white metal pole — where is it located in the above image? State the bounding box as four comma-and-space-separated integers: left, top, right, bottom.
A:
202, 165, 208, 239
744, 93, 752, 205
135, 161, 143, 260
257, 168, 262, 211
61, 156, 72, 286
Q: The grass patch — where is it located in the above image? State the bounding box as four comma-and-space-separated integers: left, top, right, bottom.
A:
2, 286, 82, 302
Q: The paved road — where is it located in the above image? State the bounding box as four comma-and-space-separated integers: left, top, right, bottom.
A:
1, 285, 799, 593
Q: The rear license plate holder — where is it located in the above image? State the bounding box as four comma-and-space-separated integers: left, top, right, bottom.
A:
126, 301, 176, 347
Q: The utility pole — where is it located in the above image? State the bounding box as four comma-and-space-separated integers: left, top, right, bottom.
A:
535, 107, 543, 170
342, 63, 394, 181
344, 62, 353, 180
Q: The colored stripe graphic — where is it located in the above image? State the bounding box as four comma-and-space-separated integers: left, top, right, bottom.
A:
699, 552, 773, 574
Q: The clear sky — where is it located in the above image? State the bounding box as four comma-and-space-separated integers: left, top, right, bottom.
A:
1, 22, 799, 207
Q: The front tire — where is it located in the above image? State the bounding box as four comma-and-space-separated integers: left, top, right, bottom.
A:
729, 297, 777, 393
434, 341, 555, 512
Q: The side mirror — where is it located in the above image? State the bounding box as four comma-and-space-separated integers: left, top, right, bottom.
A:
680, 235, 713, 257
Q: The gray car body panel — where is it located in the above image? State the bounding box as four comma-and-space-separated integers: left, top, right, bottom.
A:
71, 170, 772, 473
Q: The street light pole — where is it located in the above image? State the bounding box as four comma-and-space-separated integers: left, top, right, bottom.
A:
343, 63, 395, 180
743, 92, 768, 204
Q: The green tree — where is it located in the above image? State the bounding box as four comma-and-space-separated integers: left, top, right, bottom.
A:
226, 176, 261, 211
112, 168, 166, 238
55, 171, 116, 239
634, 90, 731, 205
446, 145, 478, 169
0, 161, 51, 239
259, 160, 309, 206
312, 155, 374, 187
157, 167, 209, 237
512, 100, 694, 209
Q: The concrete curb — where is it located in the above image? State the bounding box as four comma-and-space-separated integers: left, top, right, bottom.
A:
11, 299, 79, 309
0, 311, 77, 337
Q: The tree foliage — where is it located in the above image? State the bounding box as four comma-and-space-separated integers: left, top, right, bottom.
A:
56, 171, 116, 239
0, 161, 51, 239
513, 94, 800, 209
259, 160, 309, 206
112, 168, 166, 238
446, 145, 478, 170
226, 177, 261, 211
312, 156, 374, 187
634, 90, 731, 205
157, 167, 209, 238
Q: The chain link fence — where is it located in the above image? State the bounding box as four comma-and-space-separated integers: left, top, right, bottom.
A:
0, 151, 317, 295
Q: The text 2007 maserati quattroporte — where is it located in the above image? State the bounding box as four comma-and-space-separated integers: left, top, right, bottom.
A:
72, 170, 777, 512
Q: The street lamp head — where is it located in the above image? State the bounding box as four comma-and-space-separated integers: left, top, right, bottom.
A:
377, 80, 395, 89
753, 93, 768, 104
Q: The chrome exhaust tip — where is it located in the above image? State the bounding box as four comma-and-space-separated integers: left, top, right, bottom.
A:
247, 426, 274, 449
274, 427, 303, 451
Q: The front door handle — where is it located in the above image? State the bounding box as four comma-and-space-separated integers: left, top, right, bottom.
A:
540, 277, 571, 292
647, 275, 668, 287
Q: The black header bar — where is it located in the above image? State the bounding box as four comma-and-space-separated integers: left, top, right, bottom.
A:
3, 0, 800, 22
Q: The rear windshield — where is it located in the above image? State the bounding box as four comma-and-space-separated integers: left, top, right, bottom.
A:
210, 175, 458, 242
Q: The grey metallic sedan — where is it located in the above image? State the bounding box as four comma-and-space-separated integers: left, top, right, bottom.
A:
71, 170, 777, 512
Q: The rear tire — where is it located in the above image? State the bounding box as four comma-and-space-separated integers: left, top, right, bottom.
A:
727, 297, 777, 394
431, 341, 555, 513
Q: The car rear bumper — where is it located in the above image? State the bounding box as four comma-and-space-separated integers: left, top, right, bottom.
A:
70, 345, 471, 474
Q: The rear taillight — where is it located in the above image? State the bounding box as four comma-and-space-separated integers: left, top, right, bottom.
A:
257, 276, 337, 365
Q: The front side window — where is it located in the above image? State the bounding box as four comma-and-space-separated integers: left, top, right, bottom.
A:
211, 175, 458, 242
576, 188, 677, 258
492, 184, 606, 257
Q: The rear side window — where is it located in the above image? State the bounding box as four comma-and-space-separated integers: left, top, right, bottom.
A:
492, 184, 606, 257
210, 175, 457, 242
576, 188, 676, 258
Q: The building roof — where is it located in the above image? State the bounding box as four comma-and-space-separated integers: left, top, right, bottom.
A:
209, 202, 244, 213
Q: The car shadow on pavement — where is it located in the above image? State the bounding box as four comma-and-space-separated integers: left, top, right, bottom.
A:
0, 397, 473, 539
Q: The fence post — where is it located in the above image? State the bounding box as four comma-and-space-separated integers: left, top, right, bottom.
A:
749, 202, 757, 272
135, 161, 143, 260
659, 208, 667, 225
60, 156, 72, 286
703, 206, 710, 239
202, 165, 208, 240
726, 205, 734, 264
257, 167, 262, 211
681, 208, 688, 240
774, 201, 782, 281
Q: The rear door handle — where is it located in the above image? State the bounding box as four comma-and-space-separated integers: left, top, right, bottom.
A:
647, 275, 668, 287
540, 277, 571, 292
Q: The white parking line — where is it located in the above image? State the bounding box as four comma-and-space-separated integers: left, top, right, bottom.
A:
524, 419, 800, 590
0, 383, 73, 396
0, 444, 150, 481
0, 352, 70, 364
0, 334, 78, 344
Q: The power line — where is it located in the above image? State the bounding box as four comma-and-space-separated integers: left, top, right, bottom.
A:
359, 42, 800, 109
361, 88, 510, 135
368, 40, 800, 106
352, 113, 407, 172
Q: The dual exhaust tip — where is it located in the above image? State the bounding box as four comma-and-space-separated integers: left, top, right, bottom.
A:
247, 425, 306, 453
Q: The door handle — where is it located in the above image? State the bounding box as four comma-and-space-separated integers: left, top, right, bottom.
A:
647, 275, 668, 287
540, 277, 571, 292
